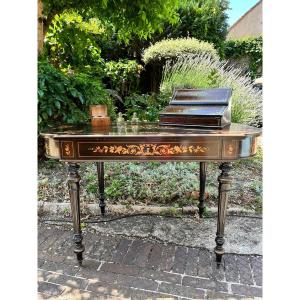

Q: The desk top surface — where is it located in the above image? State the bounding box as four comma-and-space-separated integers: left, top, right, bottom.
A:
41, 122, 261, 138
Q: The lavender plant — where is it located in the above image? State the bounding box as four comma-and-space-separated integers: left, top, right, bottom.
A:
160, 54, 262, 126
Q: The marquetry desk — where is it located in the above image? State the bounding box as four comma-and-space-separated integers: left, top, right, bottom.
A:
41, 122, 261, 266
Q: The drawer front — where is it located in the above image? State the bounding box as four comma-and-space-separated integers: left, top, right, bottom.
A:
58, 136, 258, 161
60, 140, 222, 160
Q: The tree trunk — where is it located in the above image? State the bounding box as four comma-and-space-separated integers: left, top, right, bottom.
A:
38, 0, 44, 54
38, 0, 57, 55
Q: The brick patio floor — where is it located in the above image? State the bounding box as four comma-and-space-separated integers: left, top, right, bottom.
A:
38, 222, 262, 300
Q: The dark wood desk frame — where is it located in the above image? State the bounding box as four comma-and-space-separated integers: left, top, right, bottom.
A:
42, 123, 261, 267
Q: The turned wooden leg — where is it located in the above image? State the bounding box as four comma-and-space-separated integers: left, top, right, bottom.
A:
198, 162, 207, 218
67, 163, 85, 265
215, 162, 233, 267
96, 162, 106, 216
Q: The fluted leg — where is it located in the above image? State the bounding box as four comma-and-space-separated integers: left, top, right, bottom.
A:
67, 163, 85, 265
198, 162, 207, 218
215, 162, 233, 267
96, 162, 106, 216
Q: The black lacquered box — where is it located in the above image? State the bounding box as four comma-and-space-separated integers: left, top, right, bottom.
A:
159, 88, 232, 129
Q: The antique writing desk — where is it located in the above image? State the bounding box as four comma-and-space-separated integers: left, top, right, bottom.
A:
41, 122, 261, 266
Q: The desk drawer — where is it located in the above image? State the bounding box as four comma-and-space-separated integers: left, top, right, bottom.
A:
60, 140, 221, 160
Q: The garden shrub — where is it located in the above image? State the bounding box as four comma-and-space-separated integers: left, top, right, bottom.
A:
124, 93, 170, 122
103, 162, 201, 204
104, 59, 143, 98
142, 37, 219, 64
142, 38, 219, 93
160, 54, 262, 126
160, 0, 229, 52
44, 12, 105, 72
90, 0, 229, 64
224, 36, 262, 79
39, 156, 262, 208
38, 59, 115, 130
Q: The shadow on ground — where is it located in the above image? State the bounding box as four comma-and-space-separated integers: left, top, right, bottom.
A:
38, 214, 262, 299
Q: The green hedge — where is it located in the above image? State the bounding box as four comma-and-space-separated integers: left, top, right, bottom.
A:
38, 59, 115, 130
161, 0, 229, 52
224, 36, 262, 79
104, 59, 143, 98
45, 12, 105, 71
124, 93, 170, 122
142, 38, 219, 64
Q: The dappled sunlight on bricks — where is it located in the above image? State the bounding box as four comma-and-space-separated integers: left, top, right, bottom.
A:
38, 222, 262, 299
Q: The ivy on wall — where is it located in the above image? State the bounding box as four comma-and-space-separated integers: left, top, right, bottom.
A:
224, 36, 262, 79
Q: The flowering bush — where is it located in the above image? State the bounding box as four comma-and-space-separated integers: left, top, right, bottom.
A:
142, 38, 219, 64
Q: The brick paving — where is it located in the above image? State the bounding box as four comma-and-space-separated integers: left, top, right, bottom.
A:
38, 222, 262, 299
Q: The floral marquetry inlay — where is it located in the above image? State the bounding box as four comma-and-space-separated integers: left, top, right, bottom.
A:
65, 144, 71, 156
61, 141, 74, 158
222, 140, 238, 158
89, 144, 209, 156
226, 144, 234, 155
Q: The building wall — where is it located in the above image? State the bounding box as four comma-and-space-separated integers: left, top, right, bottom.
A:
227, 1, 262, 40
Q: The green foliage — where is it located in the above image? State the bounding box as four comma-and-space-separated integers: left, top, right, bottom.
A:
43, 159, 58, 169
247, 179, 263, 213
105, 179, 124, 198
124, 93, 170, 122
161, 0, 229, 51
161, 207, 179, 217
38, 59, 115, 130
143, 38, 219, 64
96, 0, 229, 62
104, 60, 143, 97
39, 157, 262, 212
42, 0, 180, 43
63, 207, 69, 213
86, 182, 98, 194
160, 54, 262, 126
84, 172, 97, 182
102, 162, 200, 204
250, 180, 263, 197
45, 12, 105, 71
202, 207, 212, 218
224, 37, 263, 79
